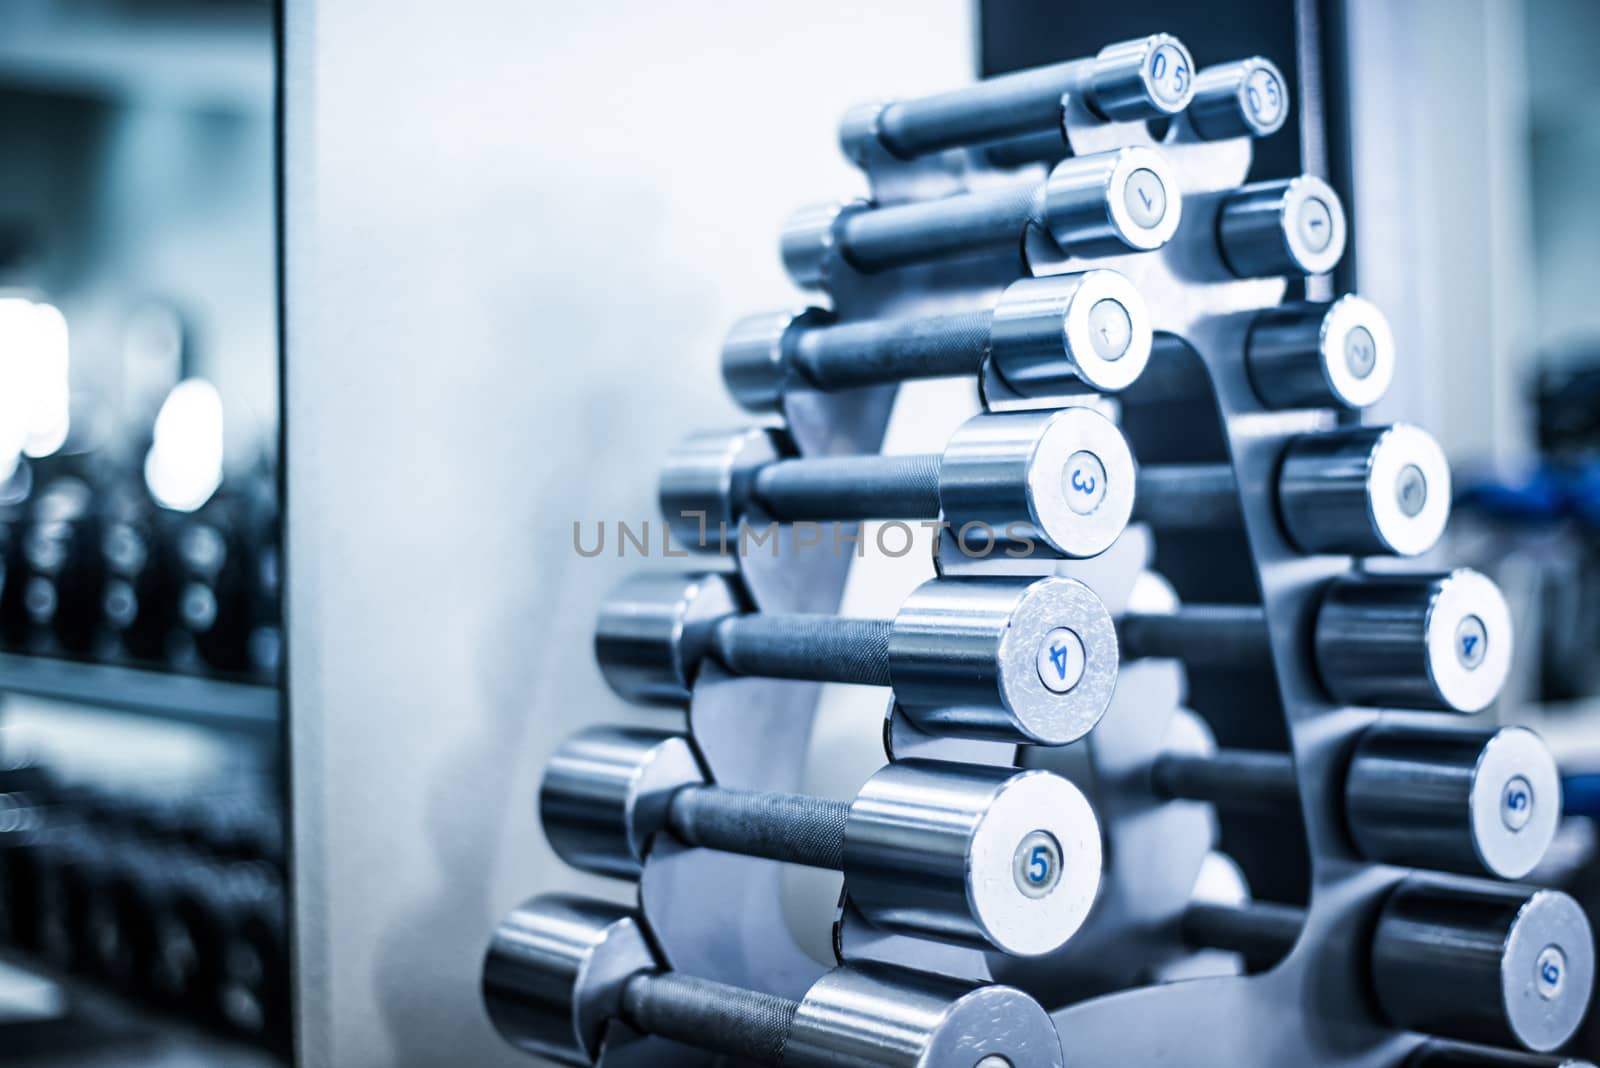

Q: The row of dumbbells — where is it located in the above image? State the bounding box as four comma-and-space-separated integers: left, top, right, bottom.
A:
481, 33, 1591, 1067
0, 467, 281, 679
0, 764, 290, 1050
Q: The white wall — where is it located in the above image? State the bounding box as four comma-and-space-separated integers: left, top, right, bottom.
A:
282, 4, 971, 1065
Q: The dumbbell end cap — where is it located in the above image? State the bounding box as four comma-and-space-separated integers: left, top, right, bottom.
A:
1468, 726, 1562, 880
594, 571, 741, 704
483, 894, 657, 1066
788, 964, 1065, 1068
1318, 294, 1395, 409
1025, 405, 1138, 560
969, 769, 1103, 955
1188, 57, 1291, 140
1425, 568, 1514, 713
781, 200, 863, 290
1502, 889, 1595, 1051
1089, 34, 1196, 120
1366, 423, 1452, 556
540, 726, 705, 879
721, 309, 815, 412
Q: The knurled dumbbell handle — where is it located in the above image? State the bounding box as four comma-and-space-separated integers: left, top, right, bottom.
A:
791, 310, 992, 392
751, 455, 942, 522
621, 971, 796, 1066
1152, 750, 1299, 807
1133, 464, 1240, 529
1183, 899, 1303, 960
666, 786, 849, 871
711, 614, 894, 687
1118, 606, 1271, 667
875, 61, 1087, 159
840, 183, 1038, 273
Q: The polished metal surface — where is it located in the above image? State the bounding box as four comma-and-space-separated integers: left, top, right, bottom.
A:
1187, 58, 1290, 141
1315, 568, 1514, 713
840, 34, 1187, 164
1371, 878, 1595, 1052
1345, 724, 1562, 880
592, 571, 741, 705
723, 269, 1150, 418
658, 426, 785, 549
469, 22, 1597, 1068
539, 726, 704, 879
1277, 423, 1452, 556
785, 145, 1181, 287
937, 407, 1136, 559
1041, 146, 1182, 257
1245, 295, 1395, 411
988, 271, 1152, 396
844, 760, 1101, 957
888, 575, 1117, 745
482, 895, 657, 1067
786, 964, 1066, 1067
1216, 175, 1348, 278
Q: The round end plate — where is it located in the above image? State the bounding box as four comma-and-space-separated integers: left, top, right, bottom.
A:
482, 895, 656, 1065
1131, 34, 1197, 116
1424, 569, 1514, 713
1024, 406, 1136, 559
996, 575, 1118, 745
1061, 269, 1153, 392
1104, 146, 1183, 252
966, 770, 1102, 957
1501, 889, 1594, 1052
594, 570, 741, 704
1278, 175, 1347, 275
1231, 57, 1290, 137
1318, 294, 1395, 409
1470, 726, 1561, 880
922, 982, 1066, 1067
539, 726, 705, 879
1365, 423, 1451, 556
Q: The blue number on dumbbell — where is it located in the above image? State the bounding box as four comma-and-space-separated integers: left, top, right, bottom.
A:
1248, 77, 1280, 119
1070, 469, 1097, 495
1462, 634, 1479, 658
1543, 958, 1562, 986
1028, 845, 1051, 884
1049, 642, 1070, 680
1507, 786, 1529, 812
1151, 51, 1166, 79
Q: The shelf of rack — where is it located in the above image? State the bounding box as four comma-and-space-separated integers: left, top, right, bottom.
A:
0, 654, 280, 734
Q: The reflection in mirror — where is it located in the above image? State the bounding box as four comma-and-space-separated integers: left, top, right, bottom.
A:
0, 2, 285, 1063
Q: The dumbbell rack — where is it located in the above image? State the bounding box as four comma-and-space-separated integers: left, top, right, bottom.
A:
493, 34, 1594, 1068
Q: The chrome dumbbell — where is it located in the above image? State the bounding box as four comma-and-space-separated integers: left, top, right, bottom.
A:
541, 727, 1101, 956
1407, 1042, 1598, 1068
723, 270, 1152, 410
1155, 723, 1562, 879
1217, 175, 1347, 278
595, 571, 1117, 745
840, 34, 1196, 165
1373, 878, 1594, 1052
1317, 569, 1513, 714
783, 147, 1182, 289
483, 894, 1066, 1067
1186, 57, 1291, 141
1120, 568, 1513, 712
985, 54, 1289, 169
1185, 878, 1595, 1052
1134, 423, 1452, 556
663, 407, 1135, 560
1245, 295, 1396, 410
